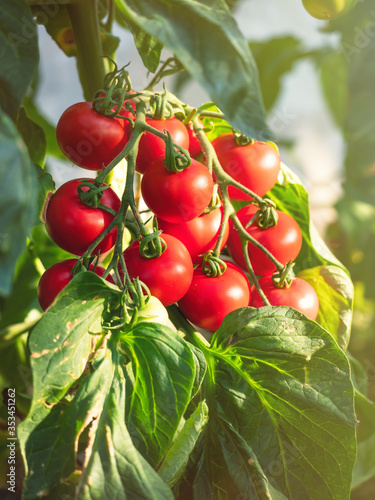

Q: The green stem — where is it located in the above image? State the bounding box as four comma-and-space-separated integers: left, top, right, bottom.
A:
212, 185, 233, 257
67, 0, 105, 101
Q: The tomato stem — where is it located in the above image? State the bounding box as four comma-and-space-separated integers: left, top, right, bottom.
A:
67, 0, 105, 101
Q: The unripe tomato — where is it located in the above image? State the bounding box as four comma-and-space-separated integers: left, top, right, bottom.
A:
250, 275, 319, 321
141, 157, 214, 223
120, 234, 194, 306
302, 0, 358, 20
45, 179, 121, 256
135, 117, 189, 174
178, 261, 251, 332
37, 259, 115, 311
157, 208, 229, 265
137, 296, 170, 325
56, 102, 128, 170
227, 205, 302, 276
212, 133, 281, 200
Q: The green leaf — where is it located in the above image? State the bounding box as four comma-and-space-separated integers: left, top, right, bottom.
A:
298, 265, 353, 350
20, 340, 173, 500
114, 0, 271, 140
121, 16, 162, 73
250, 36, 313, 111
346, 351, 367, 395
189, 343, 207, 399
16, 106, 46, 166
23, 94, 66, 159
352, 391, 375, 489
34, 164, 55, 219
319, 50, 348, 128
269, 164, 346, 273
121, 322, 196, 466
199, 102, 232, 142
0, 0, 39, 119
158, 401, 208, 488
177, 307, 356, 499
26, 273, 120, 406
0, 109, 39, 297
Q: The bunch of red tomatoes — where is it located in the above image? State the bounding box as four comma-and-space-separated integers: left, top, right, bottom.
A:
37, 94, 319, 332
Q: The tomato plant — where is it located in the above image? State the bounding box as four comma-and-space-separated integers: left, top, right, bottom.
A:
37, 259, 115, 311
178, 261, 251, 331
227, 204, 302, 276
250, 275, 320, 320
1, 0, 373, 499
56, 101, 128, 170
157, 207, 229, 264
120, 234, 194, 306
141, 156, 214, 223
212, 133, 281, 200
45, 178, 121, 256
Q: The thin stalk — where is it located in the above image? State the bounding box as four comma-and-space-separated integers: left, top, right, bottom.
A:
212, 185, 233, 257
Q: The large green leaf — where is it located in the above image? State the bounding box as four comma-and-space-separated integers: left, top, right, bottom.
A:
20, 340, 173, 500
114, 0, 271, 140
298, 265, 353, 350
121, 322, 196, 466
0, 0, 39, 119
25, 273, 120, 406
0, 110, 39, 297
177, 307, 356, 499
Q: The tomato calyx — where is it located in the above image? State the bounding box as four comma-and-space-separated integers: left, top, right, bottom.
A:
271, 261, 296, 289
92, 60, 135, 123
233, 129, 255, 147
247, 198, 279, 230
201, 251, 227, 278
138, 230, 167, 259
77, 179, 115, 211
163, 130, 191, 173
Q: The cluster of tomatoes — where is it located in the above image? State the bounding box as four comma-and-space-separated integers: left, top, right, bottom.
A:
37, 95, 319, 332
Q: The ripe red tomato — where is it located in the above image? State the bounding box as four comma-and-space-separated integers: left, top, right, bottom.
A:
120, 234, 193, 306
45, 179, 121, 256
141, 157, 214, 223
157, 208, 229, 264
250, 275, 319, 320
186, 121, 203, 158
135, 117, 189, 174
178, 261, 251, 331
227, 205, 302, 276
56, 102, 128, 170
37, 259, 115, 311
212, 133, 281, 200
